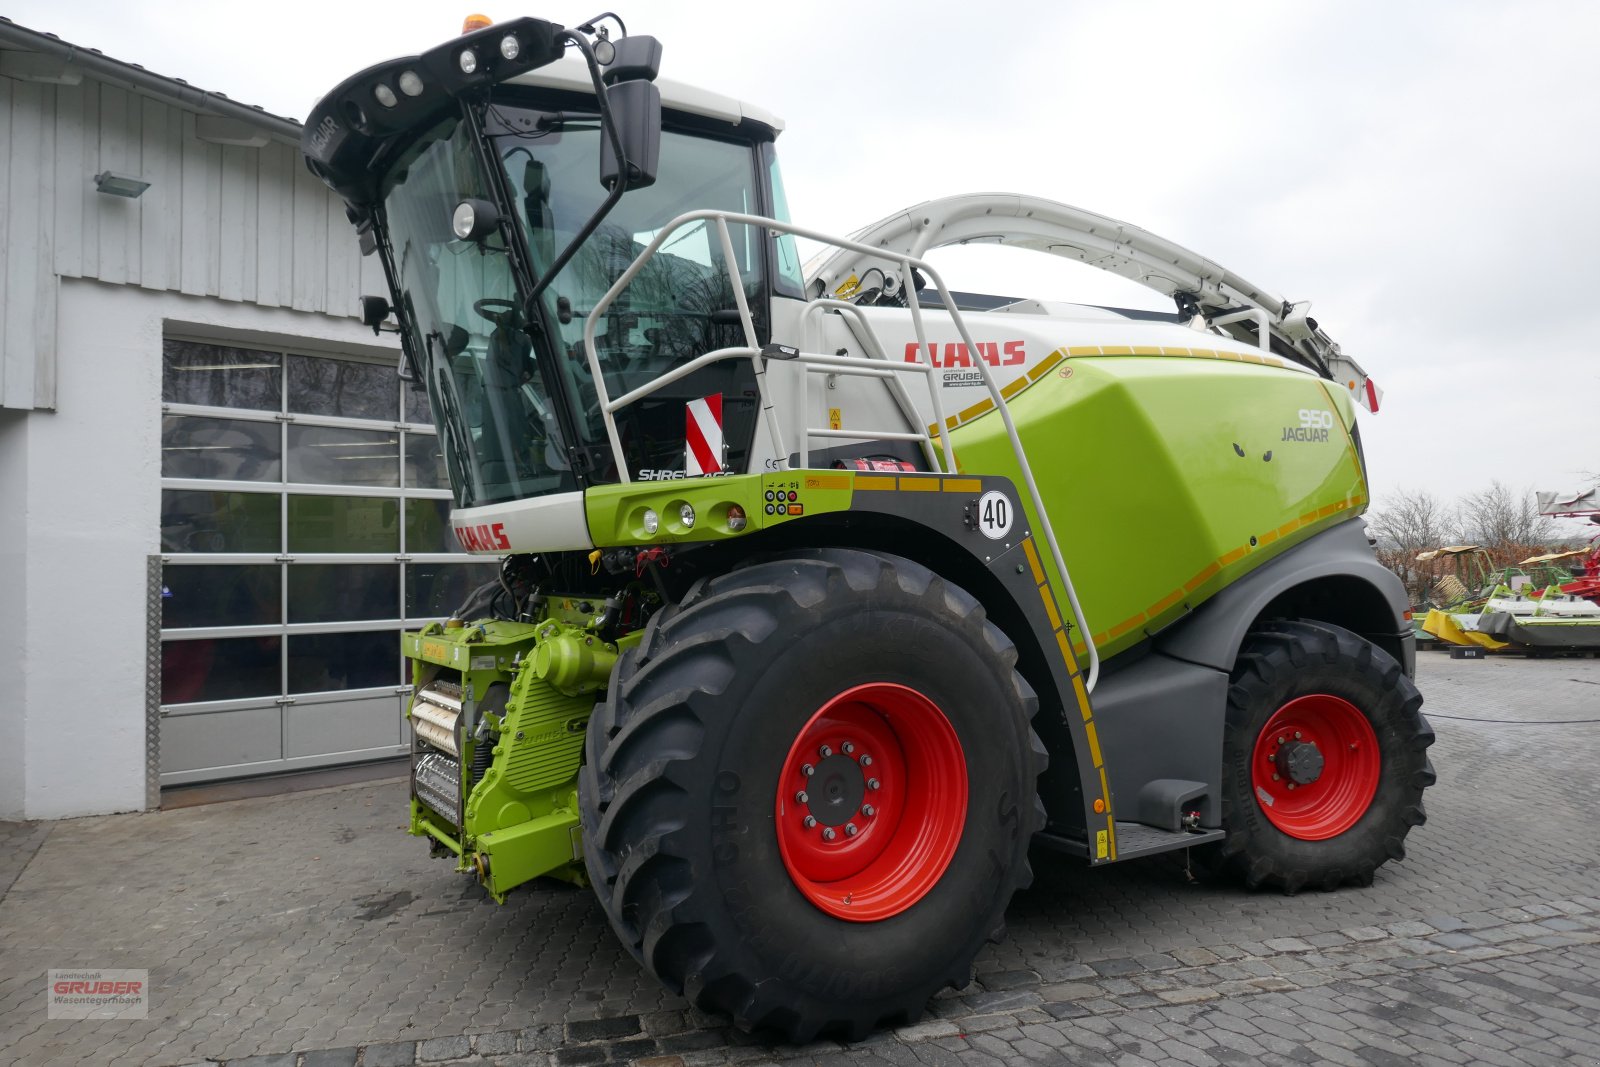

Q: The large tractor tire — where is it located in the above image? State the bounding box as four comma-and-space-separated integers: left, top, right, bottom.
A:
578, 549, 1046, 1040
1203, 619, 1435, 892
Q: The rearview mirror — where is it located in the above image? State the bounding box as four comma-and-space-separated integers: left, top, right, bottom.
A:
599, 36, 662, 192
600, 80, 661, 192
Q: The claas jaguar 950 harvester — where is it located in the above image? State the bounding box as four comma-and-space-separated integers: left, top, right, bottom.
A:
303, 13, 1435, 1040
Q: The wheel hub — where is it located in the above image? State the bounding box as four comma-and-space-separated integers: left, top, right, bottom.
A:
807, 753, 867, 827
1281, 740, 1325, 784
1250, 693, 1380, 841
774, 683, 967, 922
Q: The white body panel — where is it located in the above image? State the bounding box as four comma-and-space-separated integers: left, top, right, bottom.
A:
451, 490, 594, 555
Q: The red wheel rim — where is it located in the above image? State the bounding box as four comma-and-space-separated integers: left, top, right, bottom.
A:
1250, 693, 1380, 840
774, 683, 967, 921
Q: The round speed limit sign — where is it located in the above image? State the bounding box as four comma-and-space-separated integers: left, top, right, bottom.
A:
976, 490, 1014, 540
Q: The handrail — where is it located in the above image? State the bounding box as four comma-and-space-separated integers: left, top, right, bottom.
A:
578, 209, 1101, 692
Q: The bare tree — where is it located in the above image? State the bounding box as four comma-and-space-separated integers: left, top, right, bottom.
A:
1368, 489, 1452, 603
1455, 481, 1559, 559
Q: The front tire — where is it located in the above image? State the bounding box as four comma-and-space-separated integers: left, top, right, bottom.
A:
578, 549, 1046, 1040
1206, 619, 1436, 892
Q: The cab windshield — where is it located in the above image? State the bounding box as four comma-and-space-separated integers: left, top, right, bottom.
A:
381, 101, 774, 508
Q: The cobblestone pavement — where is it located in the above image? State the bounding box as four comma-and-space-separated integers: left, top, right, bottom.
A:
1, 653, 1596, 1066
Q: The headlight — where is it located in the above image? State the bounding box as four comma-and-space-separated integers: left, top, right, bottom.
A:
726, 505, 747, 532
500, 34, 521, 60
373, 83, 398, 108
458, 49, 478, 74
642, 508, 659, 535
679, 503, 696, 529
397, 71, 424, 97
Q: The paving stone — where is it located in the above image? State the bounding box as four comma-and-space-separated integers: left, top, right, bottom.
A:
549, 1048, 608, 1067
473, 1031, 519, 1055
566, 1014, 643, 1042
418, 1035, 473, 1061
300, 1049, 359, 1067
886, 1019, 956, 1043
361, 1041, 418, 1067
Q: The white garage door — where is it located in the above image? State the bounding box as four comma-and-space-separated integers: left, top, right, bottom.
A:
158, 337, 497, 785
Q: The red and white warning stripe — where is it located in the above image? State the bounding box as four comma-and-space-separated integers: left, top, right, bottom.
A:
685, 394, 724, 476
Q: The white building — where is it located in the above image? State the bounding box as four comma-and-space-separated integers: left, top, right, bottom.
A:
0, 19, 491, 819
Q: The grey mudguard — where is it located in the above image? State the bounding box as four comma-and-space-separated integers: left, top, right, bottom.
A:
1156, 518, 1411, 674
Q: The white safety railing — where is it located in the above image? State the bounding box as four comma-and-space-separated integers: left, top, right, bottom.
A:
579, 210, 1101, 691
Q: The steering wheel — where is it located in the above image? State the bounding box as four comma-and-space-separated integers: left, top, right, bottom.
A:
473, 298, 520, 327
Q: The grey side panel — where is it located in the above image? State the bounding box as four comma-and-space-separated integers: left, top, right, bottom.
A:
1091, 653, 1227, 828
1157, 518, 1409, 673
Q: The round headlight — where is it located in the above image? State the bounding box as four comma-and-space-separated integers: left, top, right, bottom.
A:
458, 49, 478, 74
726, 504, 747, 532
397, 70, 424, 97
641, 508, 659, 535
373, 83, 398, 108
679, 503, 696, 529
451, 202, 477, 240
500, 34, 520, 60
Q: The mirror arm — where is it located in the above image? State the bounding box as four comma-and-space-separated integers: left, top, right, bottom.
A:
527, 30, 630, 303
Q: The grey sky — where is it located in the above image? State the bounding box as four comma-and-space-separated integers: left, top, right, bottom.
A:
10, 0, 1598, 535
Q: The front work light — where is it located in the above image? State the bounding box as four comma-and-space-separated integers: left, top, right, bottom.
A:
397, 70, 425, 97
373, 83, 398, 108
679, 504, 696, 529
500, 34, 520, 60
458, 49, 478, 74
451, 198, 500, 242
642, 508, 660, 535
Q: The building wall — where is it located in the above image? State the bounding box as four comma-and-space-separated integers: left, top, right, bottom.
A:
0, 407, 28, 817
3, 278, 397, 821
0, 60, 407, 818
0, 68, 385, 411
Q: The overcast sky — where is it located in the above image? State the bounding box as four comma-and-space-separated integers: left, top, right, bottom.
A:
10, 0, 1599, 534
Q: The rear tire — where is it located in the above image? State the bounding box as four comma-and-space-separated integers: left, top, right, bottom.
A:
578, 549, 1046, 1040
1202, 619, 1435, 892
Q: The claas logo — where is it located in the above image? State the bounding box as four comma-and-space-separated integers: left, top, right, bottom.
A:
904, 341, 1026, 368
453, 522, 511, 551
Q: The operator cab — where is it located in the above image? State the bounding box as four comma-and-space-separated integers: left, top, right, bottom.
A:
304, 17, 800, 514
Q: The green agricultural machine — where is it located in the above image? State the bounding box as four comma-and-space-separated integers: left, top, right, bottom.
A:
304, 14, 1435, 1040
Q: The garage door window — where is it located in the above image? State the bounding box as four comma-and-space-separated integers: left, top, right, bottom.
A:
158, 338, 497, 785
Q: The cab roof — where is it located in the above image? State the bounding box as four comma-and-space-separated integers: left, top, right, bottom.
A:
508, 55, 784, 136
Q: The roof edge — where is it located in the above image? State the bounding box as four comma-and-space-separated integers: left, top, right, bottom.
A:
0, 17, 302, 144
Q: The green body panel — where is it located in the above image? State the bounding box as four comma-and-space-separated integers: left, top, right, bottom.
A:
584, 471, 857, 547
946, 355, 1368, 662
403, 613, 638, 901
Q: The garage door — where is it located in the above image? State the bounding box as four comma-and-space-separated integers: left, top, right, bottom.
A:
158, 337, 497, 785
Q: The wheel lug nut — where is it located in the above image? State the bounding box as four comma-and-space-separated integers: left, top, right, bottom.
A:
801, 763, 814, 777
867, 777, 880, 790
1287, 782, 1296, 790
803, 815, 816, 828
1267, 753, 1275, 762
1277, 736, 1286, 745
1294, 731, 1302, 740
861, 804, 875, 817
860, 755, 873, 767
820, 745, 832, 758
845, 823, 858, 837
1272, 773, 1281, 781
822, 827, 837, 841
795, 791, 808, 804
842, 742, 855, 755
